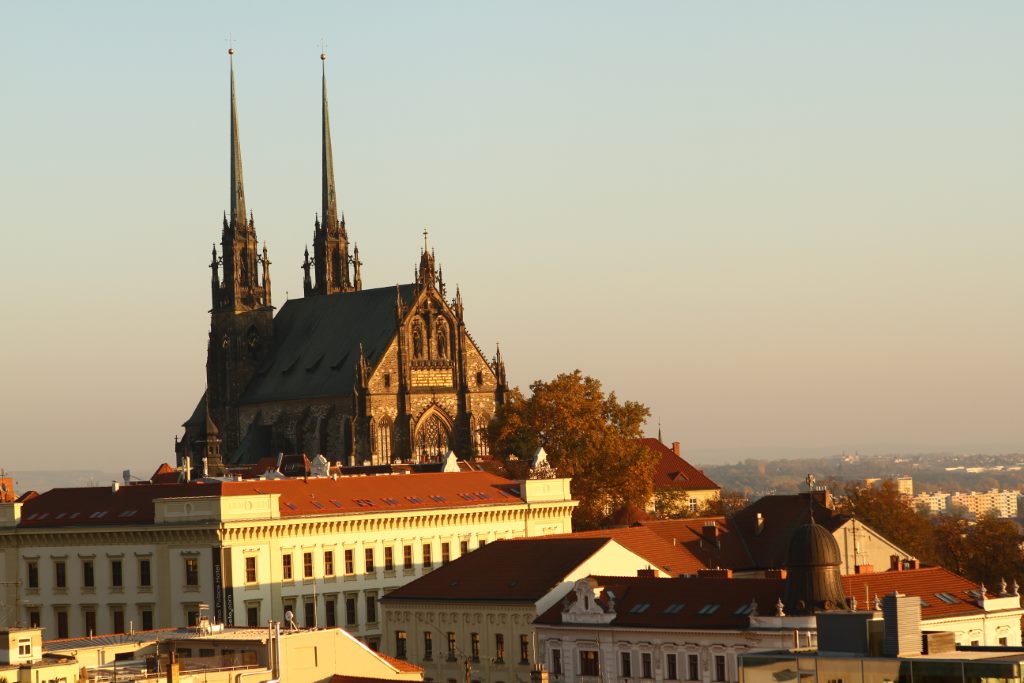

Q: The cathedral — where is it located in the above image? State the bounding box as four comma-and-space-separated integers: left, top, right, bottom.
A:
176, 51, 507, 472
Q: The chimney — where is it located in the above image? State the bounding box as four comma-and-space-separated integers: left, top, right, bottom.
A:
703, 520, 719, 539
637, 568, 657, 578
756, 512, 765, 535
111, 481, 120, 493
882, 591, 922, 657
907, 559, 920, 570
855, 564, 875, 575
672, 441, 681, 456
889, 555, 901, 572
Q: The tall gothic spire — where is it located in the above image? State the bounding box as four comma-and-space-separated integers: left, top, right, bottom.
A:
307, 51, 356, 296
322, 54, 339, 232
229, 48, 247, 229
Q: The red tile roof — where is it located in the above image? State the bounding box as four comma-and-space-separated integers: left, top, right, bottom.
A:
842, 566, 996, 619
639, 439, 720, 492
150, 463, 182, 485
637, 493, 856, 572
546, 526, 702, 576
534, 567, 1002, 631
535, 575, 786, 629
375, 652, 424, 673
17, 471, 527, 528
382, 538, 615, 603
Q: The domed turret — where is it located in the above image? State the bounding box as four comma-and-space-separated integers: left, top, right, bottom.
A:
782, 521, 848, 614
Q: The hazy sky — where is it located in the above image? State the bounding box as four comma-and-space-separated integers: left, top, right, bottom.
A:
1, 2, 1022, 473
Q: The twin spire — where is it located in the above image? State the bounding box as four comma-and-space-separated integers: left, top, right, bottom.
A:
223, 47, 359, 307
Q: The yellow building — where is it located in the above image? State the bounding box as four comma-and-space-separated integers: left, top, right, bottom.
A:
0, 472, 576, 648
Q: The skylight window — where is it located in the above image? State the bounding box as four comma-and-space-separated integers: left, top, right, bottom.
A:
355, 499, 375, 507
965, 589, 982, 600
284, 502, 299, 511
934, 592, 959, 604
663, 603, 685, 614
311, 501, 325, 509
118, 510, 137, 518
406, 496, 423, 504
330, 499, 344, 508
476, 492, 490, 499
697, 604, 720, 615
919, 598, 930, 607
628, 603, 651, 613
734, 604, 754, 616
381, 497, 399, 506
429, 495, 447, 503
89, 511, 108, 519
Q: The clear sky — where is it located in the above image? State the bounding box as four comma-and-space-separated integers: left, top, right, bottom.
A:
1, 2, 1022, 473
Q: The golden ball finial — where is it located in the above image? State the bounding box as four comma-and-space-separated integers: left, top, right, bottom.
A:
228, 47, 235, 55
320, 53, 327, 61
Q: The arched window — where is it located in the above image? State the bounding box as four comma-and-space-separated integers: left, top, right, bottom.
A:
331, 247, 343, 287
377, 416, 393, 461
415, 413, 450, 463
472, 414, 490, 458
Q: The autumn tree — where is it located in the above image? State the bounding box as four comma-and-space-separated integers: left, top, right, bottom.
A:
487, 370, 657, 529
959, 513, 1024, 587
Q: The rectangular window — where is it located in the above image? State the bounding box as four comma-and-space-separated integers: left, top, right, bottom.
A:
365, 548, 375, 574
714, 655, 726, 682
403, 545, 413, 569
282, 554, 293, 580
552, 648, 562, 676
324, 598, 336, 627
384, 546, 394, 571
111, 559, 123, 587
642, 652, 653, 679
84, 610, 96, 636
471, 632, 480, 661
304, 600, 315, 627
424, 631, 433, 660
324, 551, 334, 576
345, 549, 355, 574
55, 560, 66, 588
621, 652, 633, 678
17, 639, 30, 657
345, 595, 357, 625
460, 540, 469, 555
688, 654, 700, 681
142, 609, 154, 631
1000, 637, 1009, 646
27, 561, 38, 589
139, 559, 152, 587
520, 634, 530, 663
667, 653, 678, 680
56, 610, 68, 639
423, 544, 433, 568
365, 594, 377, 623
495, 633, 505, 663
580, 650, 600, 676
184, 558, 199, 586
441, 542, 451, 565
447, 632, 457, 661
689, 497, 699, 512
245, 557, 257, 583
304, 552, 314, 578
28, 610, 40, 628
186, 608, 200, 626
113, 608, 125, 633
396, 630, 408, 660
83, 560, 95, 588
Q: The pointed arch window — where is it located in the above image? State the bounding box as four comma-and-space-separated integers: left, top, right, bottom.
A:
331, 247, 343, 288
415, 413, 450, 463
377, 416, 393, 461
472, 414, 490, 458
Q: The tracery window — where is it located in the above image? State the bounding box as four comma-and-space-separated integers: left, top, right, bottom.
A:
377, 416, 393, 460
416, 413, 449, 462
472, 414, 490, 457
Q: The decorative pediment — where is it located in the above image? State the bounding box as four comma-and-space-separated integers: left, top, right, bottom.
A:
562, 578, 616, 625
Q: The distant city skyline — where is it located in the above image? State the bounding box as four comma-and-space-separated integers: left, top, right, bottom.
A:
1, 2, 1022, 472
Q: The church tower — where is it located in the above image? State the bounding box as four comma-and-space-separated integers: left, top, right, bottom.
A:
206, 48, 275, 455
303, 52, 358, 297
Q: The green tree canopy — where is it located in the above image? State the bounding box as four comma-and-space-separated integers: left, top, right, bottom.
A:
487, 370, 656, 529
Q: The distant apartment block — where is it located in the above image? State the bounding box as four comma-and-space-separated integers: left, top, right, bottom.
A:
912, 489, 1018, 519
864, 476, 913, 496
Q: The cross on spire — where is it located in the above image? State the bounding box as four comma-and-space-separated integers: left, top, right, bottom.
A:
423, 227, 429, 251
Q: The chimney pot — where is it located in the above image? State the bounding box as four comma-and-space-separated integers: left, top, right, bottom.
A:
890, 555, 901, 571
855, 564, 875, 574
